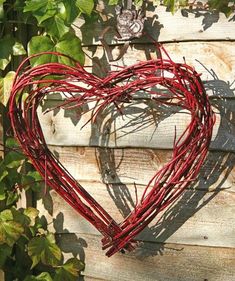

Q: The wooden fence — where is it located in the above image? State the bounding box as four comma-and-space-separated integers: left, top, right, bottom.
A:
23, 3, 235, 281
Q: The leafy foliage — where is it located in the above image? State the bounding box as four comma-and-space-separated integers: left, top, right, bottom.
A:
28, 233, 62, 268
108, 0, 235, 15
0, 138, 84, 280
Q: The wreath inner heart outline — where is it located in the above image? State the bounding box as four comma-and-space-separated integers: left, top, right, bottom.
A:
9, 49, 215, 257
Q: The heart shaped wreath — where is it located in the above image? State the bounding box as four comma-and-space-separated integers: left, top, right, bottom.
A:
9, 46, 215, 257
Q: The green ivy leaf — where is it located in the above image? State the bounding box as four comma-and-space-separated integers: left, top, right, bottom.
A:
0, 168, 8, 182
63, 0, 79, 24
0, 35, 15, 70
0, 3, 4, 20
6, 191, 19, 206
0, 182, 6, 200
56, 33, 85, 65
28, 233, 62, 268
108, 0, 119, 5
0, 209, 24, 246
24, 0, 57, 24
24, 207, 39, 226
54, 258, 85, 281
134, 0, 143, 7
4, 151, 26, 169
208, 0, 232, 16
163, 0, 188, 13
0, 35, 26, 70
76, 0, 94, 15
28, 36, 57, 66
0, 243, 12, 267
13, 41, 27, 56
0, 71, 16, 106
0, 209, 13, 220
28, 34, 85, 67
5, 137, 19, 149
24, 272, 53, 281
11, 208, 31, 227
41, 15, 70, 39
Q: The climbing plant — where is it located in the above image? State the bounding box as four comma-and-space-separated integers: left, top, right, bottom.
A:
0, 0, 95, 280
108, 0, 235, 16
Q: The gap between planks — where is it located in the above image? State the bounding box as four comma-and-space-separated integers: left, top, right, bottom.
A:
57, 233, 235, 281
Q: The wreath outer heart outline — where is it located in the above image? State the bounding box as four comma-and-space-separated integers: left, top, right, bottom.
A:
9, 49, 215, 257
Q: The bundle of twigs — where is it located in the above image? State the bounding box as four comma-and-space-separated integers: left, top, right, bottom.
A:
9, 46, 215, 257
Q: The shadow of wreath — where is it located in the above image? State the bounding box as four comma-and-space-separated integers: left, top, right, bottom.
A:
85, 61, 235, 258
39, 48, 235, 260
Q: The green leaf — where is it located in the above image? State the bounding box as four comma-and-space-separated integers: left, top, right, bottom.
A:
54, 258, 85, 281
24, 272, 53, 281
108, 0, 119, 5
12, 208, 31, 227
163, 0, 188, 13
76, 0, 94, 15
208, 0, 232, 16
0, 35, 15, 70
5, 137, 19, 148
63, 0, 79, 24
0, 168, 8, 182
0, 71, 16, 106
28, 36, 56, 66
4, 151, 26, 168
28, 34, 85, 66
0, 209, 24, 246
0, 209, 13, 221
0, 36, 26, 70
56, 33, 85, 65
0, 243, 12, 267
41, 15, 70, 39
13, 41, 26, 56
0, 182, 6, 200
28, 233, 62, 268
24, 0, 57, 24
134, 0, 143, 7
24, 207, 39, 226
6, 191, 19, 206
0, 4, 4, 20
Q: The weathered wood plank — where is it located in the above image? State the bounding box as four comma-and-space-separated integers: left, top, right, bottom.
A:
82, 42, 235, 92
38, 187, 235, 248
57, 233, 235, 281
0, 270, 4, 281
76, 4, 235, 45
48, 146, 235, 192
38, 97, 235, 151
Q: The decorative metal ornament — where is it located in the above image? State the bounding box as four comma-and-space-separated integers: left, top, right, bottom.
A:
115, 4, 145, 41
99, 0, 146, 61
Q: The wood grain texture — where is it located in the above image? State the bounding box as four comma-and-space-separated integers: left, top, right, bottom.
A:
37, 186, 235, 249
48, 146, 235, 192
37, 42, 235, 149
83, 42, 235, 94
75, 4, 235, 45
38, 97, 235, 151
57, 233, 235, 281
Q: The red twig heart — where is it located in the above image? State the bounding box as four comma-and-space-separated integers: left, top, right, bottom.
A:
9, 47, 215, 257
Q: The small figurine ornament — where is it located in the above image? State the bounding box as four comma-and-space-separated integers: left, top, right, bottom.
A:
115, 5, 145, 41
